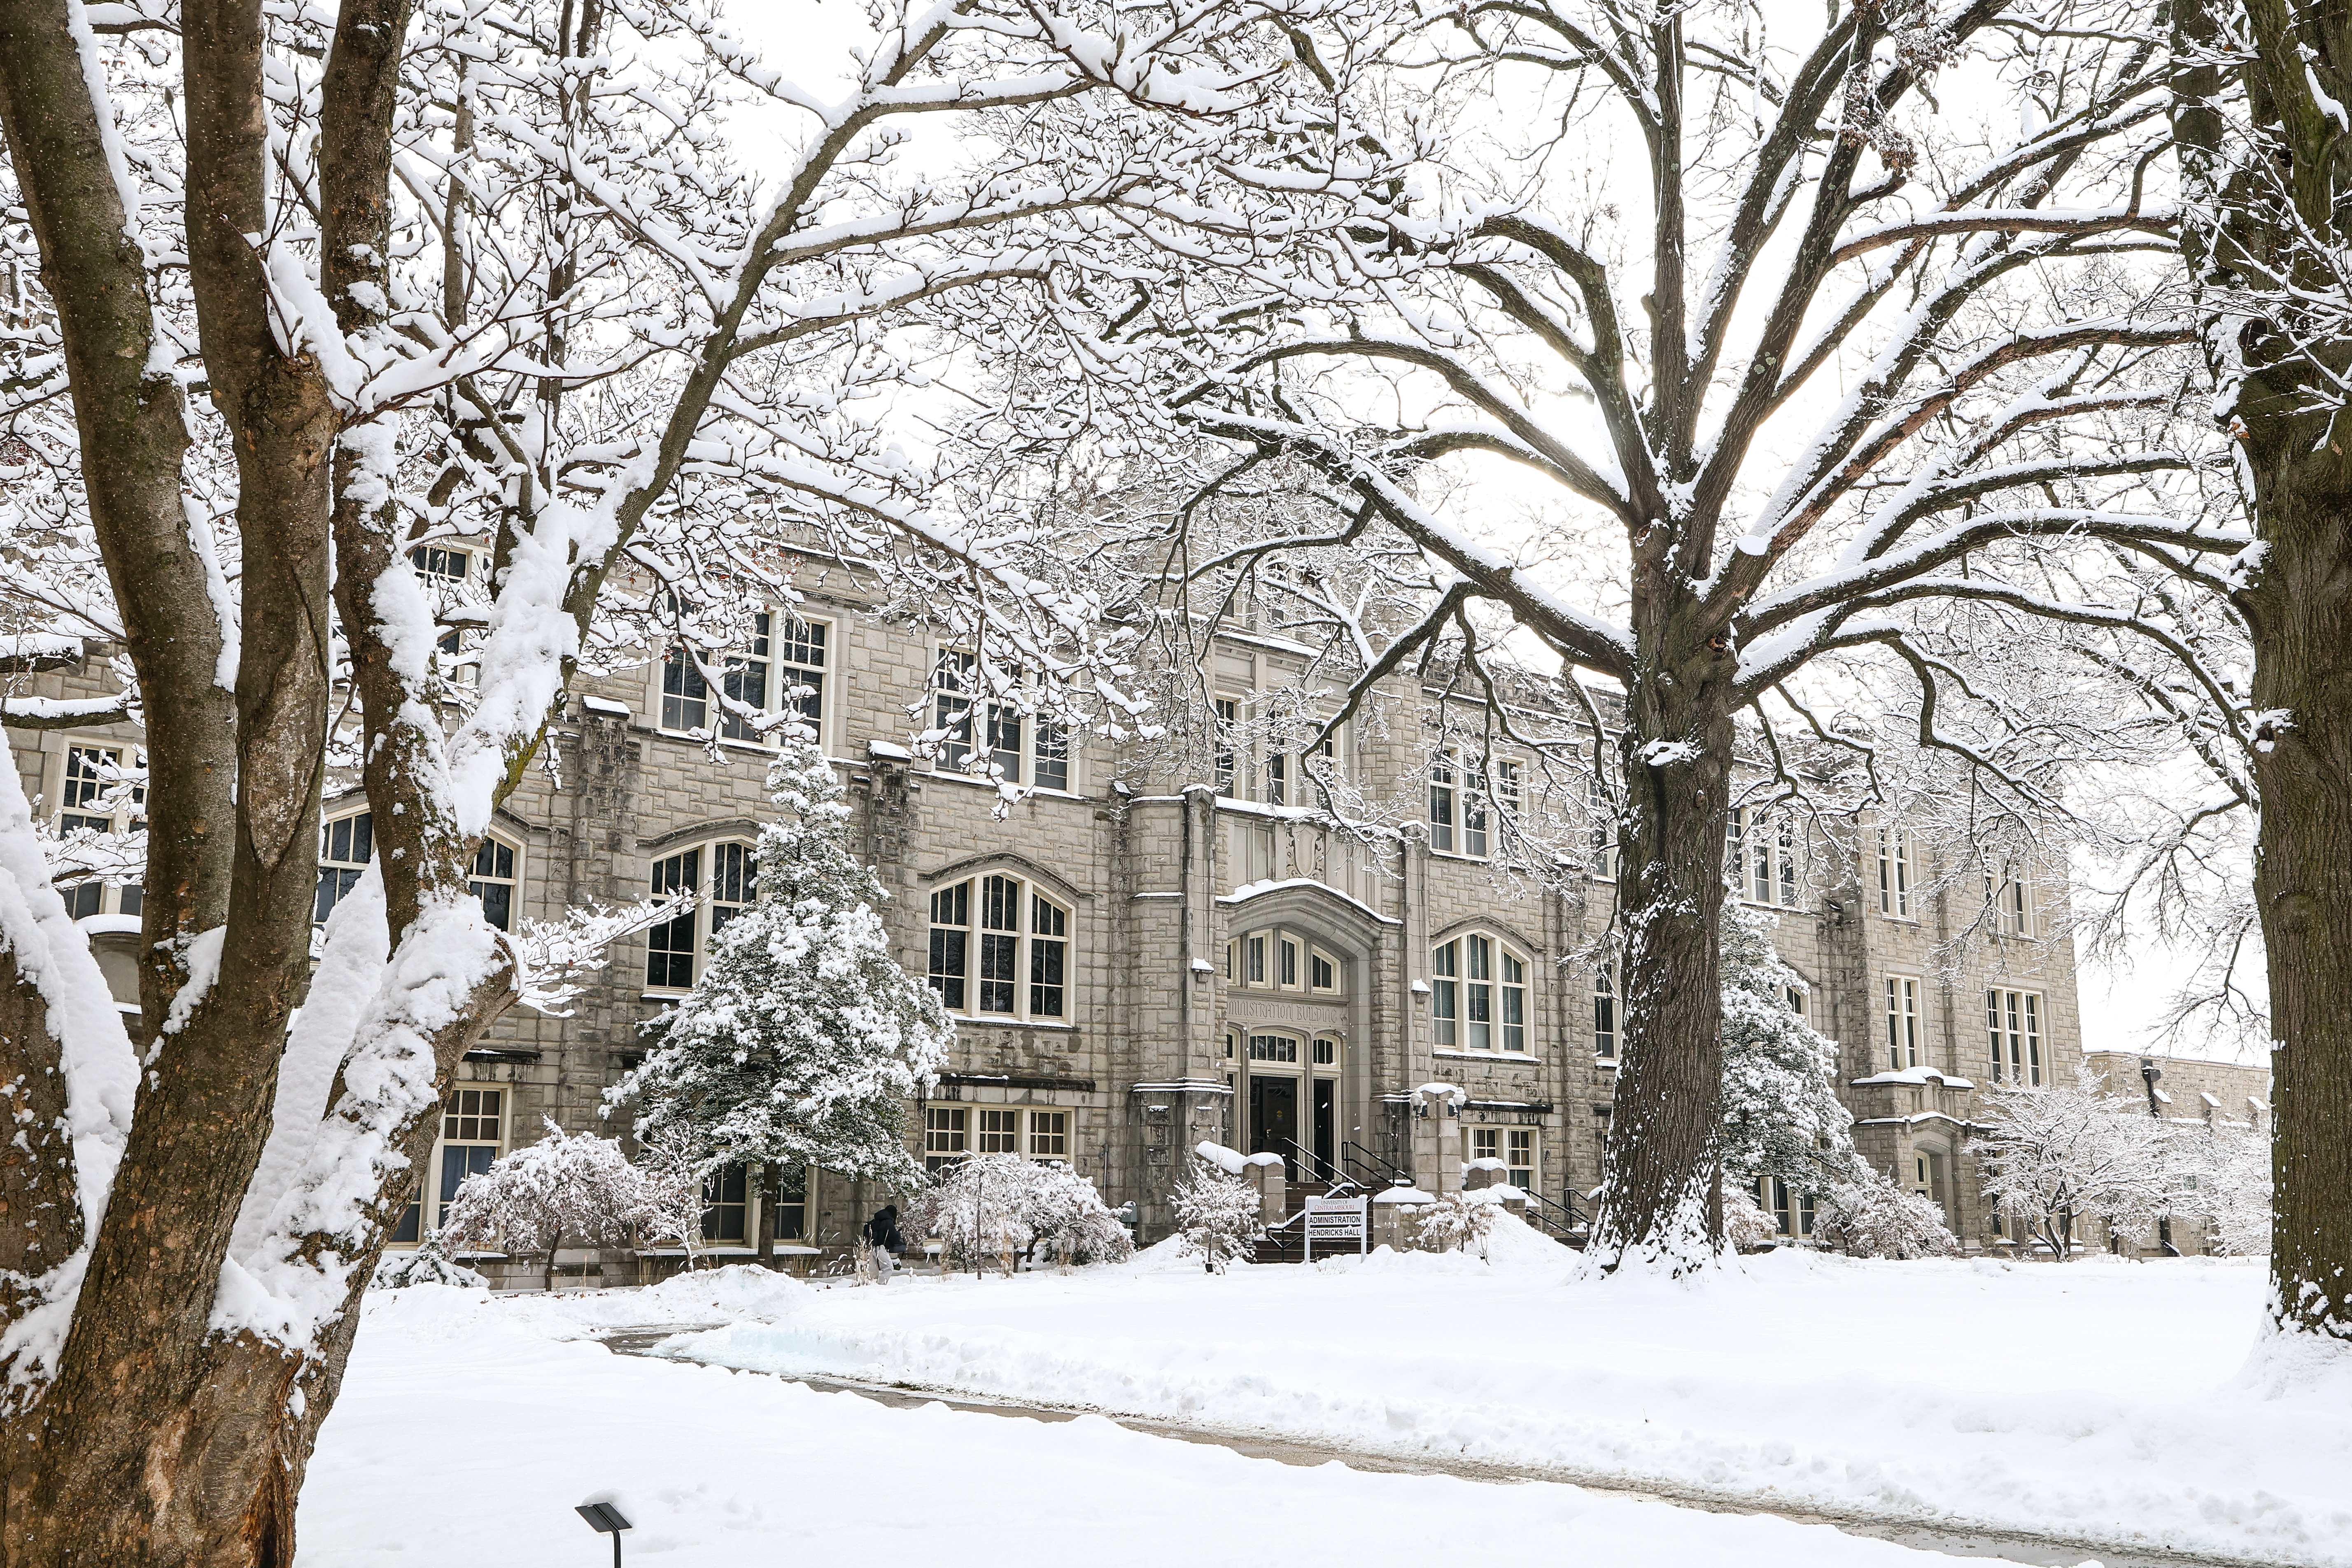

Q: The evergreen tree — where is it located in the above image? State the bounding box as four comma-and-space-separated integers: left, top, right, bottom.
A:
609, 733, 952, 1204
1719, 904, 1856, 1191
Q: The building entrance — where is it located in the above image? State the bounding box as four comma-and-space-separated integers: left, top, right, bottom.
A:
1312, 1078, 1336, 1176
1249, 1076, 1299, 1179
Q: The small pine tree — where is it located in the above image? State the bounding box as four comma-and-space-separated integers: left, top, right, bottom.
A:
371, 1231, 490, 1291
609, 731, 952, 1202
1720, 904, 1856, 1194
1815, 1166, 1961, 1260
1171, 1158, 1263, 1273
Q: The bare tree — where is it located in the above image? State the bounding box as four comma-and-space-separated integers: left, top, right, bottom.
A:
986, 0, 2251, 1274
2172, 0, 2352, 1347
0, 0, 1397, 1559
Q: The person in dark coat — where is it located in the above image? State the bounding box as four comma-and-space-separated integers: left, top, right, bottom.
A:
861, 1205, 903, 1281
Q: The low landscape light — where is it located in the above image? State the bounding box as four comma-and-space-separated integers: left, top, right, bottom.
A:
576, 1501, 633, 1567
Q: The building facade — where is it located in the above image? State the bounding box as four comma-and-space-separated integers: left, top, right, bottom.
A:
7, 557, 2110, 1272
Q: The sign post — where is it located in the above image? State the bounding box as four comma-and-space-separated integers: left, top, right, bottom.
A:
1303, 1195, 1368, 1262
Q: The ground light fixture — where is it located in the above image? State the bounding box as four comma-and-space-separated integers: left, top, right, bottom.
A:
576, 1501, 633, 1567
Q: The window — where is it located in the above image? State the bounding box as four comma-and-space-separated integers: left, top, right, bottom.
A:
410, 545, 470, 582
926, 874, 1070, 1019
1310, 950, 1336, 993
1432, 933, 1529, 1053
702, 1164, 748, 1242
1278, 937, 1300, 989
978, 1107, 1022, 1154
1469, 1127, 1538, 1189
774, 616, 827, 733
1885, 975, 1921, 1070
933, 649, 1064, 785
1266, 750, 1287, 806
1312, 1036, 1337, 1066
1760, 1176, 1817, 1237
1987, 988, 2044, 1085
1585, 776, 1617, 879
1248, 1033, 1300, 1063
1877, 827, 1913, 918
316, 811, 375, 924
1429, 757, 1458, 853
1728, 806, 1801, 907
1214, 698, 1239, 797
644, 841, 756, 990
1593, 964, 1617, 1059
1463, 764, 1490, 858
1990, 872, 2035, 937
470, 837, 517, 932
1246, 934, 1266, 984
717, 613, 770, 742
924, 1107, 968, 1174
659, 645, 708, 732
56, 745, 145, 918
770, 1164, 808, 1240
319, 811, 518, 934
396, 1086, 504, 1239
1029, 1110, 1068, 1159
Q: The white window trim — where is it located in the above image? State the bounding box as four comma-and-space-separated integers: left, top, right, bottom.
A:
650, 611, 834, 753
1986, 987, 2045, 1086
1431, 931, 1531, 1055
925, 1104, 1076, 1170
1728, 805, 1803, 909
1427, 749, 1509, 860
924, 872, 1073, 1022
54, 742, 145, 920
1876, 825, 1914, 920
1884, 973, 1923, 1070
926, 646, 1075, 793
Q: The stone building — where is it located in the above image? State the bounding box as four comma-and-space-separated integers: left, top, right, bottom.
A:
6, 551, 2103, 1274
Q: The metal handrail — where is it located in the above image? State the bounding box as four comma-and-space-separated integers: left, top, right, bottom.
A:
1278, 1135, 1357, 1193
1340, 1139, 1410, 1191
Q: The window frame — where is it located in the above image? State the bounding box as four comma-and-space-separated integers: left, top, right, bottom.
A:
642, 838, 758, 993
1466, 1126, 1539, 1190
54, 743, 146, 920
469, 833, 521, 932
1592, 962, 1618, 1060
924, 872, 1073, 1021
1427, 750, 1507, 859
923, 1104, 1072, 1172
1986, 988, 2044, 1085
1431, 931, 1532, 1055
930, 648, 1072, 790
1884, 974, 1922, 1070
1727, 805, 1803, 908
391, 1084, 507, 1244
1876, 826, 1914, 920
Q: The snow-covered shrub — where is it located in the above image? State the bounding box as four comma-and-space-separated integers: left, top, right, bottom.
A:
1412, 1192, 1499, 1256
1724, 1188, 1780, 1251
635, 1128, 716, 1271
608, 734, 951, 1186
1814, 1166, 1960, 1260
906, 1154, 1131, 1270
2181, 1123, 2272, 1258
1977, 1069, 2168, 1259
1719, 906, 1856, 1189
370, 1231, 488, 1291
1171, 1158, 1263, 1273
440, 1119, 651, 1290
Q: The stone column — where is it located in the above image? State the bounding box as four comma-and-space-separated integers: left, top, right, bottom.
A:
1410, 1083, 1464, 1198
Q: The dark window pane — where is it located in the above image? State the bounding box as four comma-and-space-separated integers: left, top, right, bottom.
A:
473, 881, 511, 932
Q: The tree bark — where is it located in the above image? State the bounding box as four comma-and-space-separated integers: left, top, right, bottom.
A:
1586, 566, 1740, 1273
2175, 0, 2352, 1345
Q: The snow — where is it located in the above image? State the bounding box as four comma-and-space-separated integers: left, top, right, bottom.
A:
642, 1235, 2350, 1566
303, 1274, 2020, 1568
1192, 1140, 1247, 1174
1848, 1066, 1975, 1088
580, 695, 633, 717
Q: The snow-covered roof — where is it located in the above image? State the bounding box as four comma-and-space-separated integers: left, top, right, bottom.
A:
580, 695, 632, 718
867, 740, 914, 761
1218, 876, 1399, 925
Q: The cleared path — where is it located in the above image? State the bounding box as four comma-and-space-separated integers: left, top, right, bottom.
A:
597, 1327, 2257, 1568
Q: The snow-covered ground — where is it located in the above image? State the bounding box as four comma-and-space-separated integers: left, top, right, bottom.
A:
306, 1268, 1991, 1567
301, 1229, 2350, 1567
650, 1226, 2349, 1567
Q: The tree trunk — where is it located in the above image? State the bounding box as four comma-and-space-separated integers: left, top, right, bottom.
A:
2174, 0, 2352, 1346
1586, 568, 1740, 1275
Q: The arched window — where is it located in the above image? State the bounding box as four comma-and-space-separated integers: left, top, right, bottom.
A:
1431, 932, 1529, 1053
643, 839, 756, 990
925, 873, 1070, 1019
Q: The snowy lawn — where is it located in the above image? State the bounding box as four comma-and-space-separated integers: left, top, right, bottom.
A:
645, 1225, 2350, 1567
303, 1272, 1995, 1568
